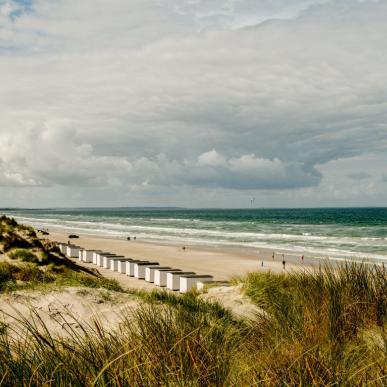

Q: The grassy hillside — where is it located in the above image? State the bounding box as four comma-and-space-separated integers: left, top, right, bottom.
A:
0, 215, 122, 293
0, 215, 386, 385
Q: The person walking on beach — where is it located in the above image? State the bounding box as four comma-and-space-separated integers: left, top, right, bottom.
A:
282, 254, 286, 270
272, 252, 275, 260
301, 255, 304, 264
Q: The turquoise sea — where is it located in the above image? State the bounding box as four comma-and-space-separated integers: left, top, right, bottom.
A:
2, 207, 387, 262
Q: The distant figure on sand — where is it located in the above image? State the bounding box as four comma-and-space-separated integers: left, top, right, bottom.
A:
282, 254, 286, 270
301, 255, 304, 264
182, 246, 186, 251
272, 252, 275, 260
261, 261, 264, 267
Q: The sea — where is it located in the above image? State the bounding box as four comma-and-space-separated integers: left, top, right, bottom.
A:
2, 207, 387, 263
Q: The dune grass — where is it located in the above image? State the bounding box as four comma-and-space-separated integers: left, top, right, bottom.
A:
0, 215, 42, 252
8, 248, 40, 263
1, 216, 122, 294
0, 293, 240, 386
236, 262, 387, 385
0, 260, 123, 293
0, 262, 385, 386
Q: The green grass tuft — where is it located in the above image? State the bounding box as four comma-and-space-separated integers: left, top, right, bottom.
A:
8, 248, 40, 263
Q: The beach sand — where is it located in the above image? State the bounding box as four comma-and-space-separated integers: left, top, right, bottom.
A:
47, 231, 314, 282
0, 287, 141, 338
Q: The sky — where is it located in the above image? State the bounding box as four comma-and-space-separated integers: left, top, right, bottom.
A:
0, 0, 387, 208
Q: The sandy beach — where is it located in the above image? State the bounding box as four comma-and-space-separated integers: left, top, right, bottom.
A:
47, 231, 314, 281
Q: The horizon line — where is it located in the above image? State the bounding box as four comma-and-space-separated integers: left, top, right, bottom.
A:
2, 206, 387, 211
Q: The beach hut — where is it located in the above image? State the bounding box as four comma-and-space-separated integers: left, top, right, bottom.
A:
66, 245, 80, 258
94, 252, 103, 266
96, 253, 114, 267
134, 262, 159, 279
109, 257, 129, 271
95, 252, 103, 266
58, 243, 68, 255
179, 275, 214, 293
145, 266, 171, 283
80, 249, 100, 263
117, 258, 133, 274
102, 254, 122, 269
154, 269, 182, 287
83, 250, 97, 263
126, 260, 149, 276
92, 251, 107, 265
166, 272, 196, 291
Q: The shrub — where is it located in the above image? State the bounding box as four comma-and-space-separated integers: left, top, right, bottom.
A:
14, 264, 55, 283
0, 216, 18, 227
76, 273, 123, 292
2, 235, 32, 252
8, 249, 39, 264
0, 262, 17, 291
26, 228, 37, 238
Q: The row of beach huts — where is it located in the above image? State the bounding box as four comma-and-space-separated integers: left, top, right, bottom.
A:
57, 243, 214, 293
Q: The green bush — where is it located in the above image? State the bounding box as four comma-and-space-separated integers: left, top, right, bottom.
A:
8, 249, 39, 264
13, 264, 55, 283
0, 262, 19, 291
2, 235, 32, 252
0, 216, 18, 227
75, 272, 123, 292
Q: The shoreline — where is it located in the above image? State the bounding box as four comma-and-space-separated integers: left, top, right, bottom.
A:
9, 212, 387, 263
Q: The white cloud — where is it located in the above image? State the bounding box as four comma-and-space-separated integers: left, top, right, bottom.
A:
0, 0, 387, 206
197, 150, 227, 167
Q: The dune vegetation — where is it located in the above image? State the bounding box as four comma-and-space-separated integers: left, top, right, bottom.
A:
0, 215, 122, 293
0, 215, 386, 386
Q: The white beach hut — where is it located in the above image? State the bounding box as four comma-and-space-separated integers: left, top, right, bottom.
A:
154, 269, 182, 287
145, 266, 171, 283
166, 272, 196, 291
93, 251, 107, 265
80, 249, 101, 263
58, 243, 68, 255
109, 257, 128, 271
102, 254, 121, 269
117, 258, 133, 274
95, 252, 103, 266
66, 245, 80, 258
134, 262, 159, 279
179, 275, 214, 293
96, 253, 113, 267
126, 260, 152, 277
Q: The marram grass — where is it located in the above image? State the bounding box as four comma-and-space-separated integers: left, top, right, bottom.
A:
0, 263, 386, 386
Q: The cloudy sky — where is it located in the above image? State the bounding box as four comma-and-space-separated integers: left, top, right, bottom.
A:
1, 0, 387, 208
